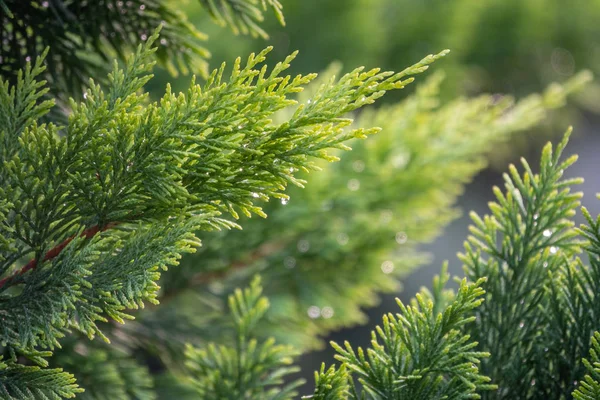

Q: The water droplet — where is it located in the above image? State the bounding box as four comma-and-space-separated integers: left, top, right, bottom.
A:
533, 213, 539, 220
347, 179, 360, 191
381, 261, 394, 274
140, 34, 148, 41
544, 347, 549, 352
392, 152, 409, 169
380, 210, 393, 224
395, 232, 408, 244
139, 4, 146, 10
297, 240, 310, 253
160, 38, 168, 45
281, 198, 288, 205
251, 192, 259, 198
321, 200, 333, 211
352, 160, 365, 173
519, 322, 525, 329
321, 306, 334, 319
543, 229, 552, 237
307, 99, 312, 104
337, 233, 349, 245
83, 92, 88, 99
25, 56, 31, 62
41, 1, 49, 7
307, 306, 320, 319
543, 262, 549, 268
551, 47, 575, 76
283, 256, 296, 269
531, 379, 536, 386
550, 246, 558, 254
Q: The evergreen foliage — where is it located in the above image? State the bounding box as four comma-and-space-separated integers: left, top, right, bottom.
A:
141, 67, 590, 361
573, 332, 600, 400
0, 0, 284, 109
3, 2, 600, 399
184, 133, 600, 400
198, 0, 284, 39
0, 23, 446, 397
325, 267, 493, 399
184, 276, 303, 399
216, 0, 600, 104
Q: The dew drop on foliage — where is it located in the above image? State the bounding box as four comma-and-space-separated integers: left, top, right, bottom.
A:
347, 179, 360, 191
297, 240, 310, 253
337, 233, 349, 245
381, 261, 394, 274
392, 152, 409, 169
283, 256, 296, 269
307, 306, 320, 319
352, 160, 365, 172
251, 192, 259, 198
321, 200, 332, 211
281, 198, 288, 205
395, 232, 408, 244
380, 210, 393, 224
519, 322, 525, 329
321, 306, 334, 319
139, 4, 146, 10
543, 229, 552, 237
550, 246, 558, 254
551, 47, 575, 76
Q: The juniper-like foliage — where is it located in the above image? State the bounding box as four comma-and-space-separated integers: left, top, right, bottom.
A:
184, 132, 600, 400
0, 22, 446, 397
184, 276, 303, 399
198, 0, 284, 38
322, 266, 493, 399
573, 332, 600, 400
137, 67, 590, 363
0, 0, 283, 111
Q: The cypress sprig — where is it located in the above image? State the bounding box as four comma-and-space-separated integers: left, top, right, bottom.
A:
317, 266, 494, 399
184, 276, 304, 399
0, 24, 446, 396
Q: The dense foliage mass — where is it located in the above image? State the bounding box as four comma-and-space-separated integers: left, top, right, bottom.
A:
185, 132, 600, 400
0, 25, 448, 398
1, 1, 599, 399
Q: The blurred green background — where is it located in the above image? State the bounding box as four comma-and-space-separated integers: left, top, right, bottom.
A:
149, 0, 600, 391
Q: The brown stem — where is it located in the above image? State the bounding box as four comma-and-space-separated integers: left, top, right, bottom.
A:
0, 222, 119, 289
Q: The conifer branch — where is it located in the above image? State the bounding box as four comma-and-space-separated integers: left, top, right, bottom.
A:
0, 222, 118, 290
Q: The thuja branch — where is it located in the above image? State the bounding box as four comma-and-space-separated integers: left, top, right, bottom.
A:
0, 222, 119, 289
